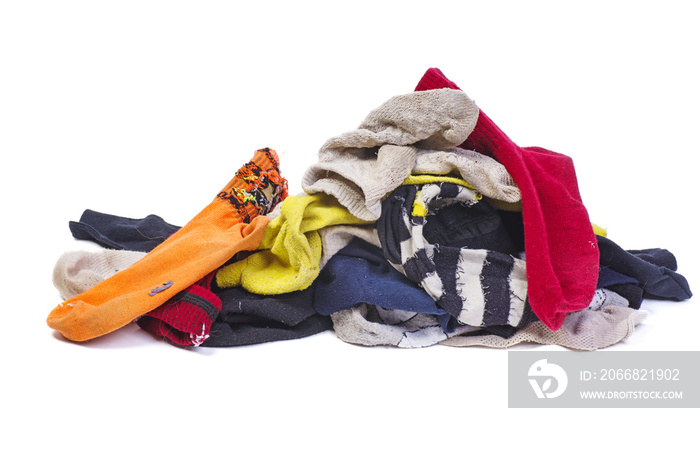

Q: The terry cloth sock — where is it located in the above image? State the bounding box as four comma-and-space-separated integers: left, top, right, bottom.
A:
136, 272, 221, 347
216, 193, 372, 294
302, 88, 479, 221
331, 304, 464, 348
314, 238, 454, 331
415, 68, 599, 331
47, 148, 288, 342
53, 249, 147, 300
441, 305, 649, 351
597, 235, 692, 301
69, 210, 181, 252
413, 147, 521, 205
378, 180, 529, 329
202, 283, 332, 347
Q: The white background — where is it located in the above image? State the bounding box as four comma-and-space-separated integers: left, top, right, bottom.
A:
2, 1, 698, 464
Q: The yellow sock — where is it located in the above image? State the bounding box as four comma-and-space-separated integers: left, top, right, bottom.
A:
216, 193, 372, 294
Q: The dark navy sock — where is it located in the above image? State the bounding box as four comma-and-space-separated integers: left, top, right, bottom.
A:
597, 235, 692, 301
314, 238, 455, 331
202, 283, 332, 347
625, 247, 679, 270
597, 266, 638, 289
421, 200, 519, 255
605, 283, 644, 310
69, 209, 181, 252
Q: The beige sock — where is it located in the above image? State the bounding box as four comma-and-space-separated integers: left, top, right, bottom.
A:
413, 147, 521, 204
53, 249, 146, 300
330, 304, 465, 349
441, 306, 649, 351
302, 88, 479, 221
318, 224, 381, 270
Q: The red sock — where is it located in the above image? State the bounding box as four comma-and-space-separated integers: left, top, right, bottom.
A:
137, 272, 221, 347
415, 68, 599, 331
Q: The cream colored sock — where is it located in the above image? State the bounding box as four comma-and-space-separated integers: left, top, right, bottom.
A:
330, 304, 466, 349
53, 249, 146, 300
318, 224, 381, 270
412, 147, 521, 204
302, 88, 479, 221
441, 306, 649, 351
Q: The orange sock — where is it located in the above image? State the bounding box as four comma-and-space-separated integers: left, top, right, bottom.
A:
47, 148, 288, 341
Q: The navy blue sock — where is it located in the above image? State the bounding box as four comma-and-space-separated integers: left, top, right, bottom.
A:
421, 200, 519, 255
69, 209, 181, 252
606, 283, 644, 309
314, 238, 455, 331
597, 235, 692, 301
